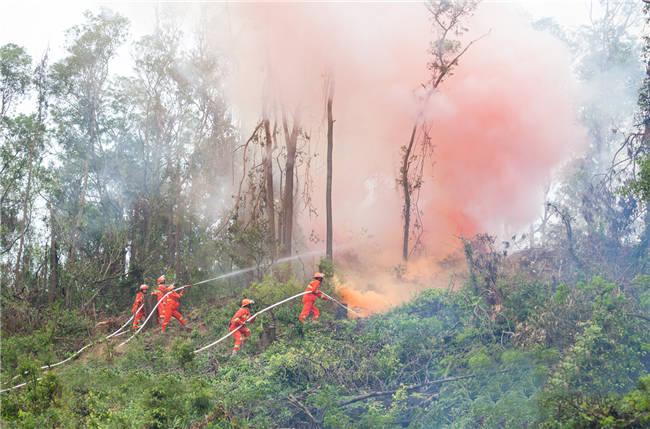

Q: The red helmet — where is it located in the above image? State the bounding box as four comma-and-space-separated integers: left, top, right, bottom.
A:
241, 298, 255, 307
313, 272, 325, 279
139, 284, 149, 291
156, 275, 165, 284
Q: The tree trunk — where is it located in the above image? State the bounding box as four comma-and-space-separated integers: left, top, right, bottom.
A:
66, 158, 89, 308
143, 293, 158, 330
48, 204, 59, 304
326, 90, 334, 261
14, 140, 35, 289
401, 124, 417, 261
174, 185, 182, 278
281, 113, 300, 257
168, 157, 182, 271
143, 197, 151, 262
263, 118, 277, 259
69, 159, 89, 261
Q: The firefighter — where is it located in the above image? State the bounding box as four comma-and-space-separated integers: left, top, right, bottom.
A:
298, 272, 329, 323
131, 284, 148, 329
160, 286, 190, 332
151, 275, 172, 327
229, 299, 255, 355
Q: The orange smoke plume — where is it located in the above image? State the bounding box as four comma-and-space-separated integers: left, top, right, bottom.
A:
206, 3, 586, 312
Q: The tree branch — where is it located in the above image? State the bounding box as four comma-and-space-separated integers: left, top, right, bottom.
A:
287, 394, 321, 427
338, 370, 510, 407
433, 30, 491, 89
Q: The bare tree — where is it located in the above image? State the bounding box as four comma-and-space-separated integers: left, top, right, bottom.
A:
399, 0, 483, 261
326, 79, 335, 261
281, 110, 301, 257
263, 117, 277, 259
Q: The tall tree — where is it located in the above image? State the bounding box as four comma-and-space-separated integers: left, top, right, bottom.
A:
50, 10, 129, 306
281, 110, 301, 257
0, 44, 31, 118
326, 79, 334, 261
399, 0, 480, 261
263, 117, 277, 259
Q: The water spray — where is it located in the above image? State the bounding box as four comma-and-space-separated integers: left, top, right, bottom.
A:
322, 292, 364, 317
117, 249, 324, 348
192, 290, 365, 354
1, 248, 354, 393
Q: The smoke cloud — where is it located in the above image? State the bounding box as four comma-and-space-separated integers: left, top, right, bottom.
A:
205, 2, 587, 312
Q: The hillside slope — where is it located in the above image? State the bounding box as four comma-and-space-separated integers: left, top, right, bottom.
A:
2, 274, 649, 428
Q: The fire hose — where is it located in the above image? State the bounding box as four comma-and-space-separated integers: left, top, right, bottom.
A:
192, 290, 362, 354
193, 291, 309, 353
322, 292, 363, 317
116, 250, 325, 348
1, 250, 353, 393
2, 305, 145, 390
1, 287, 357, 393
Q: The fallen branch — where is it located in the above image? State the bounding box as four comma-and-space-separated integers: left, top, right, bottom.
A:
626, 313, 650, 323
338, 370, 510, 407
287, 394, 321, 427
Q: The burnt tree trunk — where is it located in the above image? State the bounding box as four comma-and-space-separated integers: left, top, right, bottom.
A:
326, 90, 334, 261
281, 114, 300, 257
401, 124, 417, 261
263, 118, 277, 259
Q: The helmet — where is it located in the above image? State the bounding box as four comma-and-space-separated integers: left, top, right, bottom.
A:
313, 272, 325, 279
157, 275, 165, 284
241, 298, 255, 307
139, 284, 149, 291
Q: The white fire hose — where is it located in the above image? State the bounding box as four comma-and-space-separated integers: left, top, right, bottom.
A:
1, 250, 357, 393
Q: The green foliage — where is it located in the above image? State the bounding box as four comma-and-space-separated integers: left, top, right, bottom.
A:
318, 257, 335, 278
171, 339, 195, 368
2, 274, 649, 428
0, 43, 32, 115
627, 155, 650, 203
1, 2, 649, 428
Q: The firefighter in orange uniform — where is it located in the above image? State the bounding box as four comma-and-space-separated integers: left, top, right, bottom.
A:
160, 286, 190, 332
298, 272, 328, 323
230, 299, 255, 355
131, 284, 148, 329
151, 275, 172, 328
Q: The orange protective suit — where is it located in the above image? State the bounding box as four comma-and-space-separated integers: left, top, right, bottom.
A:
160, 289, 187, 332
229, 306, 255, 352
131, 291, 146, 329
151, 285, 172, 328
299, 279, 328, 323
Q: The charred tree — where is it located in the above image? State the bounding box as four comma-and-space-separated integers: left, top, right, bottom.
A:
400, 125, 418, 261
326, 83, 335, 261
281, 112, 300, 257
263, 118, 277, 259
